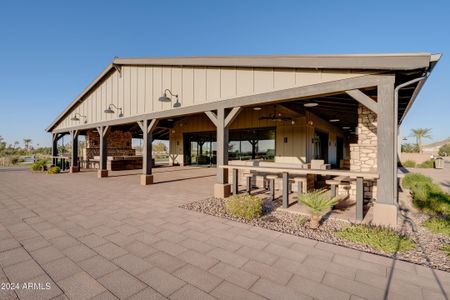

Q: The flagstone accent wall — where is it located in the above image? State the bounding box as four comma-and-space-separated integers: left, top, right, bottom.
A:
347, 104, 378, 200
82, 129, 135, 159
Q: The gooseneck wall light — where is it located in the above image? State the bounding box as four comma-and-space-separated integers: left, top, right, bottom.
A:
104, 104, 124, 117
159, 89, 181, 108
71, 113, 87, 123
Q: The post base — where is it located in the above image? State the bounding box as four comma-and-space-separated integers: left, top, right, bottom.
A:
97, 170, 108, 178
69, 166, 80, 173
214, 183, 231, 198
140, 174, 154, 185
372, 203, 398, 227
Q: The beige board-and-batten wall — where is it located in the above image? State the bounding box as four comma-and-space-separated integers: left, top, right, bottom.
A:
168, 106, 347, 166
54, 65, 369, 131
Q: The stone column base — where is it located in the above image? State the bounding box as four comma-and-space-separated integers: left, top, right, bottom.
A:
97, 170, 108, 178
372, 203, 398, 227
214, 183, 231, 198
140, 174, 154, 185
69, 166, 80, 173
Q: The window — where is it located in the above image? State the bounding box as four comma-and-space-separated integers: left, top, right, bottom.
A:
228, 128, 275, 161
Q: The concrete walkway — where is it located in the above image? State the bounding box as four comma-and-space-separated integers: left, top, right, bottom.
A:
0, 167, 449, 300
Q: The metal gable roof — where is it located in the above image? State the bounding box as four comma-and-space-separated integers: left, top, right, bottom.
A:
46, 53, 441, 132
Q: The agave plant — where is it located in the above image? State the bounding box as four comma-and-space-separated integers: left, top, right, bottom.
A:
299, 190, 337, 229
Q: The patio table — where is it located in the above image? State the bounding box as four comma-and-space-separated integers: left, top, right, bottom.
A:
221, 165, 378, 221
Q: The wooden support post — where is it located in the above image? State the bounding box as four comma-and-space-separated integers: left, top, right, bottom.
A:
139, 119, 158, 185
374, 77, 398, 226
297, 180, 303, 195
140, 120, 156, 185
246, 175, 252, 195
282, 172, 289, 208
330, 184, 336, 198
97, 126, 109, 178
269, 179, 275, 200
356, 177, 363, 221
52, 133, 59, 166
70, 130, 79, 173
213, 108, 231, 198
232, 168, 238, 195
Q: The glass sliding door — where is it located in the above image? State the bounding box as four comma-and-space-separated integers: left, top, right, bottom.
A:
184, 132, 216, 166
229, 127, 276, 161
183, 127, 276, 165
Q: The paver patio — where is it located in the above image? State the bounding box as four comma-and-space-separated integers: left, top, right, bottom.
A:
0, 167, 449, 300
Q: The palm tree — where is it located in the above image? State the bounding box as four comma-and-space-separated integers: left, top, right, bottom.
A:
14, 141, 19, 149
411, 128, 432, 153
23, 139, 32, 152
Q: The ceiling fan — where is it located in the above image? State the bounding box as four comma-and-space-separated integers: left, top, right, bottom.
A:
259, 105, 295, 124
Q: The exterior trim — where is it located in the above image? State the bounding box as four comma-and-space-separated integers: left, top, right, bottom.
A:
113, 53, 433, 70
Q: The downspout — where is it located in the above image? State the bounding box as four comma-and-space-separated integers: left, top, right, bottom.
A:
393, 73, 429, 231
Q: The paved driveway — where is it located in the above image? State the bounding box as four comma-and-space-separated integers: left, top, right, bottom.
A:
0, 167, 449, 300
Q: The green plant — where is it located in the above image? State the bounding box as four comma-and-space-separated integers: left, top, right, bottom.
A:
441, 244, 450, 256
401, 143, 420, 153
336, 225, 416, 254
403, 174, 450, 215
30, 159, 48, 172
402, 173, 433, 189
438, 143, 450, 157
295, 216, 308, 227
402, 160, 416, 168
47, 166, 61, 174
417, 159, 434, 168
424, 217, 450, 237
299, 190, 337, 228
225, 195, 262, 220
410, 128, 432, 153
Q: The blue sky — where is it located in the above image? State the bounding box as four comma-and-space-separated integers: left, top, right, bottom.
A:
0, 0, 448, 147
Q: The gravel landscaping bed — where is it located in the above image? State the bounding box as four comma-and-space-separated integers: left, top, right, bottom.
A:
180, 197, 450, 272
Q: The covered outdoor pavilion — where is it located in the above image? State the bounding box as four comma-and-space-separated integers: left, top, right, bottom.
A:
46, 53, 441, 227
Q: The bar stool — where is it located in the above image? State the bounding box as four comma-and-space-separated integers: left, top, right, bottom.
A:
266, 175, 278, 200
292, 177, 306, 195
244, 173, 253, 194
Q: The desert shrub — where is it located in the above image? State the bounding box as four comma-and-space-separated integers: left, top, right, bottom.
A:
401, 143, 419, 153
406, 178, 450, 215
47, 166, 60, 174
336, 225, 416, 254
438, 143, 450, 156
30, 159, 48, 172
225, 195, 262, 220
299, 190, 337, 216
10, 156, 19, 165
295, 216, 308, 227
417, 159, 434, 168
424, 217, 450, 237
402, 160, 416, 168
0, 155, 21, 166
299, 190, 337, 229
402, 173, 433, 190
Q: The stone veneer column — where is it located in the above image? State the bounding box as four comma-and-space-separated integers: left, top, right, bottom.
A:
348, 104, 377, 200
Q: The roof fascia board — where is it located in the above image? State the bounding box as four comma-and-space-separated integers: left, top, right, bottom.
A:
46, 64, 115, 131
399, 53, 442, 124
113, 53, 432, 71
